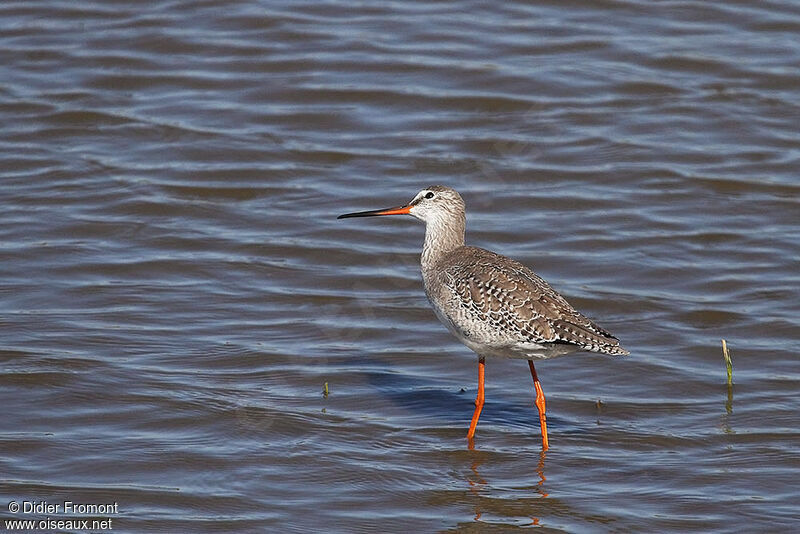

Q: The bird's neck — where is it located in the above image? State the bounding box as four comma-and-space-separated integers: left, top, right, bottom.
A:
421, 214, 465, 273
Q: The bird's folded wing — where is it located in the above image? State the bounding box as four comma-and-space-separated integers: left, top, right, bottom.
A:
436, 246, 628, 355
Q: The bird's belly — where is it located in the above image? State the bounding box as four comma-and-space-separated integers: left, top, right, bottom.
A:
428, 296, 578, 360
457, 333, 580, 360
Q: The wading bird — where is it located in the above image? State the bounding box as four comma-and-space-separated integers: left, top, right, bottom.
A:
338, 186, 628, 450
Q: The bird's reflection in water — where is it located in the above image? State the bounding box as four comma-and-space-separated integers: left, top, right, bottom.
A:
535, 450, 548, 497
466, 446, 486, 521
466, 444, 548, 524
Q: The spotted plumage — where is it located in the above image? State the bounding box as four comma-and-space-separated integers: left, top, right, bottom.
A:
405, 185, 628, 360
427, 246, 629, 359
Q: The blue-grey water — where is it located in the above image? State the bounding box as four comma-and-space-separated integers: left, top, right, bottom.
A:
1, 1, 799, 532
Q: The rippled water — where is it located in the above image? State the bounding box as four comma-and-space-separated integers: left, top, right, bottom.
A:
2, 1, 799, 532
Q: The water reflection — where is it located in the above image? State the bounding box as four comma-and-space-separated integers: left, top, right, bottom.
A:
725, 384, 733, 415
466, 448, 549, 524
467, 453, 486, 521
535, 450, 548, 498
721, 383, 735, 435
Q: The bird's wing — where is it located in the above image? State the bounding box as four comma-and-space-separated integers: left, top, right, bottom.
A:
435, 246, 629, 355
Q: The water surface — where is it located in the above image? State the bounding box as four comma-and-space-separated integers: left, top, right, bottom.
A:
1, 0, 799, 532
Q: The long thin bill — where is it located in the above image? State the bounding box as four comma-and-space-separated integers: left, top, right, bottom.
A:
337, 205, 411, 219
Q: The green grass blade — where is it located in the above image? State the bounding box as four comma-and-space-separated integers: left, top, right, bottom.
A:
721, 339, 733, 386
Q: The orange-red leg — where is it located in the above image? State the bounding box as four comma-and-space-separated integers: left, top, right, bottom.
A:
528, 360, 549, 450
467, 357, 485, 440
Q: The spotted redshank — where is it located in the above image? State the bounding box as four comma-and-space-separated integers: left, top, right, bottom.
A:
338, 186, 628, 450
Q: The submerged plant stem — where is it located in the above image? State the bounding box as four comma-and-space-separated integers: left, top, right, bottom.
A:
721, 339, 733, 386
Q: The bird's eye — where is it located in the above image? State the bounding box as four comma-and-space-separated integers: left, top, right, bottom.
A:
425, 192, 434, 199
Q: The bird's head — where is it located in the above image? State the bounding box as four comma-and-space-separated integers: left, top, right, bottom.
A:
337, 185, 465, 226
